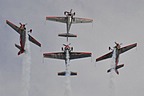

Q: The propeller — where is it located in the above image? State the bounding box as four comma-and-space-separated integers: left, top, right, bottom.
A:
70, 9, 75, 17
18, 23, 27, 31
63, 43, 71, 46
109, 42, 123, 50
115, 42, 119, 45
70, 9, 72, 12
64, 9, 75, 16
114, 42, 122, 49
19, 23, 27, 27
115, 42, 122, 46
19, 23, 27, 30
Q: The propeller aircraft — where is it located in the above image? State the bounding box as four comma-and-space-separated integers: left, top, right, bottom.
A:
43, 43, 91, 76
6, 20, 41, 55
96, 42, 137, 75
46, 9, 93, 41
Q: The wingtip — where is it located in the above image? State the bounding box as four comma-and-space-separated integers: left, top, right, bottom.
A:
96, 59, 98, 62
46, 17, 48, 20
6, 20, 9, 23
6, 20, 12, 24
132, 43, 137, 47
46, 16, 53, 20
91, 19, 93, 22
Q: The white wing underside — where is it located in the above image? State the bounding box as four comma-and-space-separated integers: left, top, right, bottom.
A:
46, 17, 93, 24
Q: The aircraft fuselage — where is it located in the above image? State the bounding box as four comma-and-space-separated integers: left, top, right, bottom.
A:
112, 45, 121, 74
20, 30, 26, 51
113, 48, 120, 66
63, 45, 71, 68
66, 16, 73, 34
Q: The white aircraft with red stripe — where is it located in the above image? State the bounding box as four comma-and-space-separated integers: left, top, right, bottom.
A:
43, 43, 91, 76
6, 20, 41, 55
46, 9, 93, 41
96, 42, 137, 75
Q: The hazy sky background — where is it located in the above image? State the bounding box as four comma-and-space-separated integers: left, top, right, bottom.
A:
1, 0, 144, 96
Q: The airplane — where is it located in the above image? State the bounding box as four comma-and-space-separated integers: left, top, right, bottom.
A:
96, 42, 137, 75
6, 20, 41, 55
46, 9, 93, 41
43, 43, 91, 76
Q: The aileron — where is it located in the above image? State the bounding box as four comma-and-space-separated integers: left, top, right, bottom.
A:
73, 17, 93, 24
6, 20, 20, 34
46, 16, 66, 23
70, 52, 91, 60
43, 52, 65, 60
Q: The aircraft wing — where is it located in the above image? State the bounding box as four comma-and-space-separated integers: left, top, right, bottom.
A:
6, 20, 20, 34
119, 43, 137, 54
46, 16, 67, 23
28, 34, 41, 47
72, 17, 93, 24
96, 51, 113, 62
43, 52, 65, 60
70, 52, 91, 60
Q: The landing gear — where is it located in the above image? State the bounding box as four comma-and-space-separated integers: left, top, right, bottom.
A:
71, 47, 73, 51
61, 47, 64, 51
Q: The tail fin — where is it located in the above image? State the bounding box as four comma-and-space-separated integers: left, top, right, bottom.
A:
15, 44, 24, 55
107, 64, 124, 74
58, 71, 77, 76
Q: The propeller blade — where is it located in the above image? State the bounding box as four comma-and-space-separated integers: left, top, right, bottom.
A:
63, 43, 71, 46
70, 9, 72, 13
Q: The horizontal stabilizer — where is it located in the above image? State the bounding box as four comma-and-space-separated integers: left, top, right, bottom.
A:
107, 64, 124, 73
15, 44, 22, 50
15, 44, 25, 55
116, 64, 124, 70
58, 71, 77, 76
58, 33, 77, 37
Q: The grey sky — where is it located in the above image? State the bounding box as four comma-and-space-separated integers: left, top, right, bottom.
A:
0, 0, 144, 96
